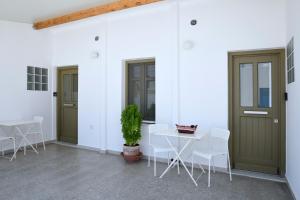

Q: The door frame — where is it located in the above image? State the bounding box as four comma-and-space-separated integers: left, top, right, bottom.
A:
228, 49, 286, 175
57, 66, 79, 144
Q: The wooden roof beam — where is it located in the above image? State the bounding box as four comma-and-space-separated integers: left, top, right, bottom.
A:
33, 0, 162, 30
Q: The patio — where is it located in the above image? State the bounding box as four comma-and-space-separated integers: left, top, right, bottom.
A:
0, 144, 292, 200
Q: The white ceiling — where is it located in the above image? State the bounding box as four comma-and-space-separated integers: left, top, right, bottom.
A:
0, 0, 117, 24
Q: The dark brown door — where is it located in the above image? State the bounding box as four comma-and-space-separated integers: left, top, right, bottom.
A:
58, 68, 78, 144
232, 54, 281, 174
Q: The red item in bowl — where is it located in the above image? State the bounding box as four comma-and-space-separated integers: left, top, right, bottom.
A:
176, 124, 198, 134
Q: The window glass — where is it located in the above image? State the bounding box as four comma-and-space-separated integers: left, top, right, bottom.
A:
27, 66, 48, 91
73, 74, 78, 102
128, 62, 155, 121
287, 37, 295, 84
258, 63, 272, 108
63, 74, 73, 103
240, 64, 253, 107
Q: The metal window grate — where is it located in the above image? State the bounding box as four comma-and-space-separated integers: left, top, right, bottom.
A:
287, 37, 295, 84
27, 66, 48, 91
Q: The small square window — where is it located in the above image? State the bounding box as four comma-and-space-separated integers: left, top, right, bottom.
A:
27, 66, 48, 91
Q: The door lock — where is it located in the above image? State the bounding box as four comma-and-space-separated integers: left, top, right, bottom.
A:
274, 119, 279, 124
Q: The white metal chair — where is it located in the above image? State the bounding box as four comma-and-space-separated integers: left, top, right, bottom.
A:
22, 116, 46, 154
191, 128, 232, 187
0, 136, 16, 161
32, 116, 46, 151
148, 124, 179, 176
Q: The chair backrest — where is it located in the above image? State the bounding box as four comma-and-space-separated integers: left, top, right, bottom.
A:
33, 116, 44, 124
148, 124, 169, 146
209, 128, 230, 153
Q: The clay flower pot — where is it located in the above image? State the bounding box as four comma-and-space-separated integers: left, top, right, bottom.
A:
122, 144, 143, 162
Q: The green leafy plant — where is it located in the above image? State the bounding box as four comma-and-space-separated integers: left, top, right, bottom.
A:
121, 105, 142, 146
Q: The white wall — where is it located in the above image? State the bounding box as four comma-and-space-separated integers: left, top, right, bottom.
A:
0, 20, 53, 145
286, 0, 300, 198
51, 0, 286, 168
52, 1, 178, 151
52, 21, 107, 149
178, 0, 286, 128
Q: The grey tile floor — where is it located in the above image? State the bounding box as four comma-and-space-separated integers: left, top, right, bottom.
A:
0, 144, 293, 200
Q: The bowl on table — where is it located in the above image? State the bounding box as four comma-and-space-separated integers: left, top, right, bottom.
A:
176, 124, 198, 134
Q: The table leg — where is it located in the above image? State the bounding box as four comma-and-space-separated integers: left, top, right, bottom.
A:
12, 137, 24, 159
159, 137, 198, 186
15, 127, 39, 154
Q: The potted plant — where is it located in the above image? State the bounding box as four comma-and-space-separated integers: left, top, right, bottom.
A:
121, 104, 143, 162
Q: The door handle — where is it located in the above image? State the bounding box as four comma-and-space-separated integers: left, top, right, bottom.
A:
64, 103, 74, 107
244, 111, 268, 115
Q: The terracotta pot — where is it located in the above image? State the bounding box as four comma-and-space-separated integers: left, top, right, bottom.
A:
122, 144, 142, 162
123, 144, 140, 156
121, 152, 143, 162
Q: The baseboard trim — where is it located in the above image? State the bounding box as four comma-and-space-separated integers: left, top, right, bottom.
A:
231, 169, 286, 183
286, 178, 297, 200
52, 141, 105, 153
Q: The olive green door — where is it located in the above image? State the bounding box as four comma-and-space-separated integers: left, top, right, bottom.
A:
232, 54, 281, 174
58, 68, 78, 144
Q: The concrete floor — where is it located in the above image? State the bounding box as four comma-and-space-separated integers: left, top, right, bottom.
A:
0, 144, 293, 200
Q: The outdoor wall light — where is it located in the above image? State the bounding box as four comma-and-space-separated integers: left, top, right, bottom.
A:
91, 51, 100, 59
183, 40, 194, 50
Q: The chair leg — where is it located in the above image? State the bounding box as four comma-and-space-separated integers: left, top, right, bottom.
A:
228, 154, 232, 181
208, 159, 211, 187
41, 129, 46, 151
1, 143, 3, 157
212, 157, 216, 173
177, 158, 180, 175
24, 142, 26, 155
154, 152, 157, 177
13, 139, 16, 159
148, 153, 151, 167
35, 134, 38, 149
10, 139, 16, 161
191, 154, 194, 176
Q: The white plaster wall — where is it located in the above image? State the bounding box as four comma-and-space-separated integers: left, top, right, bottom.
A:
178, 0, 286, 165
178, 0, 286, 129
286, 0, 300, 198
0, 20, 53, 145
51, 0, 286, 168
106, 2, 178, 152
52, 21, 107, 149
51, 1, 178, 151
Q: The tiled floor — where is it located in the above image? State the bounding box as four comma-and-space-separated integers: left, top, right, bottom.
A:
0, 144, 293, 200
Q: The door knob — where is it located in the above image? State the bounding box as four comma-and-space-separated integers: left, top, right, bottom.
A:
274, 119, 279, 124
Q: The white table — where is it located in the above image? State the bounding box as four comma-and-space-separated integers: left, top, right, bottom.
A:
0, 120, 39, 158
154, 129, 205, 186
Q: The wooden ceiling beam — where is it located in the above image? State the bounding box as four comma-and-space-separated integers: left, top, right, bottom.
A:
33, 0, 162, 30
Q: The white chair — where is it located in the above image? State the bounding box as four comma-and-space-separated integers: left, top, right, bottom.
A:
148, 124, 179, 176
22, 116, 46, 154
32, 116, 46, 151
191, 128, 232, 187
0, 136, 16, 161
